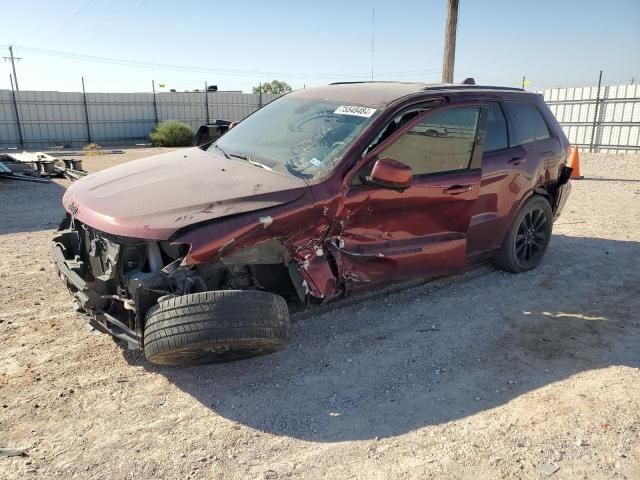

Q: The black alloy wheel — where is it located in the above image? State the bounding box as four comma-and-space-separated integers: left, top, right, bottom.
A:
492, 195, 553, 273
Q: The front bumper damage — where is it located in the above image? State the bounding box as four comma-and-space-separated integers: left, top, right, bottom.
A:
52, 215, 174, 348
53, 229, 139, 347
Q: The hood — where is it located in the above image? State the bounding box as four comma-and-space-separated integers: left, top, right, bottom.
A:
63, 147, 309, 240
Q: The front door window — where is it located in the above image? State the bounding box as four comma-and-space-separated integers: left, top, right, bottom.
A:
378, 107, 481, 175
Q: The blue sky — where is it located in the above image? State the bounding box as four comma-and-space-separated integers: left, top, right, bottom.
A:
1, 0, 639, 93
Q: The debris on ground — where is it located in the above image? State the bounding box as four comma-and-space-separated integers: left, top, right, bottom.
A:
0, 163, 51, 183
540, 462, 560, 476
72, 148, 124, 156
0, 151, 88, 183
0, 448, 27, 458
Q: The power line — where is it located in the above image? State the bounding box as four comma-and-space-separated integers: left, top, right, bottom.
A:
12, 45, 441, 80
39, 0, 98, 45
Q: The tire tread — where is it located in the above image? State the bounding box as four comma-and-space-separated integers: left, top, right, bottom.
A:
143, 290, 289, 366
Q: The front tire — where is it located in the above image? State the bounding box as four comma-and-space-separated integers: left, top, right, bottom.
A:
143, 290, 289, 366
492, 195, 553, 273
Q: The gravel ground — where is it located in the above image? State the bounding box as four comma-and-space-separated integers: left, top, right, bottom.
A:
0, 150, 639, 480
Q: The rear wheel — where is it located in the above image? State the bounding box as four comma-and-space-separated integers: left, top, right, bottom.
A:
492, 196, 553, 273
143, 290, 289, 366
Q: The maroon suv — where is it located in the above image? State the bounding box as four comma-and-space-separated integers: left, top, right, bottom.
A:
53, 81, 572, 365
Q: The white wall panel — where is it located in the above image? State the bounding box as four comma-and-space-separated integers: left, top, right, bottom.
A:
541, 83, 640, 153
0, 89, 284, 148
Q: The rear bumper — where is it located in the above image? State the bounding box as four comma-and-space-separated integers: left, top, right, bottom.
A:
552, 166, 572, 220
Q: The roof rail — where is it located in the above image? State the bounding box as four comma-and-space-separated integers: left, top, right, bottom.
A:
424, 84, 525, 92
329, 81, 420, 85
328, 81, 525, 92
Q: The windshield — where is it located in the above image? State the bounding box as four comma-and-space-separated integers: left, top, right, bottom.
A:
208, 97, 380, 179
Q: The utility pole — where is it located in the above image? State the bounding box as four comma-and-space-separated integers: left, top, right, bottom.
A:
441, 0, 459, 83
3, 45, 22, 91
589, 70, 603, 153
204, 81, 210, 124
152, 80, 159, 127
81, 76, 92, 143
371, 8, 375, 80
9, 74, 24, 148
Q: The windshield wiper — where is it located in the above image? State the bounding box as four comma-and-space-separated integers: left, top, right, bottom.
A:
211, 143, 230, 159
229, 153, 273, 171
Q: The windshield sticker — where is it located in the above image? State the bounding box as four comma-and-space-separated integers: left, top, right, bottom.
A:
334, 105, 377, 118
309, 157, 322, 167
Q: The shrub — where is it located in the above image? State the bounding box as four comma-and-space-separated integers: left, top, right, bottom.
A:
83, 143, 102, 156
149, 121, 195, 147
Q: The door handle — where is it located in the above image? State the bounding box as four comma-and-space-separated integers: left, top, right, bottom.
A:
443, 184, 473, 195
508, 156, 527, 165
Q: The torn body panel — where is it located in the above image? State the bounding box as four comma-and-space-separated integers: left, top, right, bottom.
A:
327, 171, 480, 289
173, 188, 341, 302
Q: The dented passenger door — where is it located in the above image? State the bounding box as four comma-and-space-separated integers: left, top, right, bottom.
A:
330, 103, 486, 290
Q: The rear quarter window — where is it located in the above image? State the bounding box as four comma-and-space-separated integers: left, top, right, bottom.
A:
504, 101, 551, 146
485, 102, 508, 152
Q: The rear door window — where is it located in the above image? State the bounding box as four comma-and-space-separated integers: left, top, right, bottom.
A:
484, 102, 508, 152
378, 107, 481, 176
504, 101, 551, 146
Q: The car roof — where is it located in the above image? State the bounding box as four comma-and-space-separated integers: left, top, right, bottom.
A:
287, 81, 526, 109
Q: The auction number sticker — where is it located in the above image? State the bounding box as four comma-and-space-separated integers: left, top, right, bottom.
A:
334, 105, 377, 117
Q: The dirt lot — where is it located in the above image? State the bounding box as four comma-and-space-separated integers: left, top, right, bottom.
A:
1, 149, 639, 480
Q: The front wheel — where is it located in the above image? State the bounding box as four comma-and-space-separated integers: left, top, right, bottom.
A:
492, 196, 553, 273
143, 290, 290, 366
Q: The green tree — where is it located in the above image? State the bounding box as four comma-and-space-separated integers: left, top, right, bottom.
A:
253, 80, 293, 95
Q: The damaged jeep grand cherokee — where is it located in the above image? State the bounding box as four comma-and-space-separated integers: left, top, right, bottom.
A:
53, 81, 572, 366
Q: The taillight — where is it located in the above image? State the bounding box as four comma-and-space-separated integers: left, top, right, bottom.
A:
565, 144, 572, 163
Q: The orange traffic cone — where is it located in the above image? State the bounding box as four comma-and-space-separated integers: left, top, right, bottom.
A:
568, 146, 583, 179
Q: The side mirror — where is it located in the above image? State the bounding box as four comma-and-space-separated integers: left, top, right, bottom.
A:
366, 157, 412, 192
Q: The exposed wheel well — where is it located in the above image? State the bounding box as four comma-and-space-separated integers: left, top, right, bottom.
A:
213, 239, 305, 305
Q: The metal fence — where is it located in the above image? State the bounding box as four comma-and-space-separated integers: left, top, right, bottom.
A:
540, 82, 640, 153
0, 89, 281, 149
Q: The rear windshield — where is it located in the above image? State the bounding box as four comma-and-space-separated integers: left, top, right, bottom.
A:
209, 97, 380, 179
